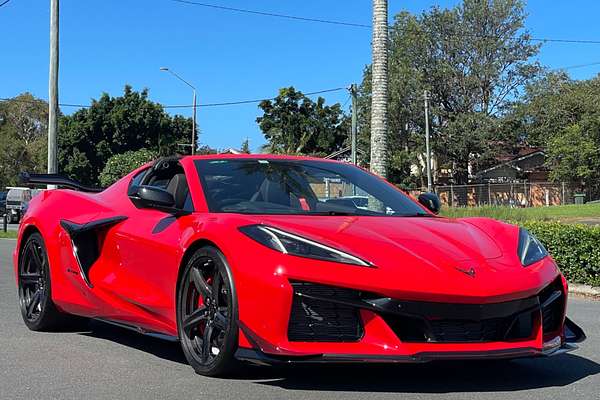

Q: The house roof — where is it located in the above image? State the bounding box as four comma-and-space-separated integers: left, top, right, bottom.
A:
476, 149, 545, 177
324, 146, 365, 160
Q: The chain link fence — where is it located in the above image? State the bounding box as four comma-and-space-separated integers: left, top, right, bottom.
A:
425, 182, 585, 207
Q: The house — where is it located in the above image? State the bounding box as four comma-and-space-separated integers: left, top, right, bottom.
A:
324, 146, 367, 166
474, 148, 548, 183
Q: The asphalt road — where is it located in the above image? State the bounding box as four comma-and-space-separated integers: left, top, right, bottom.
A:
1, 239, 599, 400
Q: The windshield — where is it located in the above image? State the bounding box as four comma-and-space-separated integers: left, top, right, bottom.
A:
195, 159, 429, 217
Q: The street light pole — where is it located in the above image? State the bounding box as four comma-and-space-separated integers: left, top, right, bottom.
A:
424, 90, 432, 192
191, 89, 196, 155
160, 67, 197, 155
349, 84, 358, 165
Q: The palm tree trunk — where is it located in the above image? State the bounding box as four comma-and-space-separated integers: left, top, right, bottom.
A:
370, 0, 389, 178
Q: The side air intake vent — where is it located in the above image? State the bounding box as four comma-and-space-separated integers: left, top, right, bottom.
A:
60, 216, 127, 287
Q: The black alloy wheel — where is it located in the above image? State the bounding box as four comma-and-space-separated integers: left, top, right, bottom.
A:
18, 232, 74, 331
177, 246, 239, 376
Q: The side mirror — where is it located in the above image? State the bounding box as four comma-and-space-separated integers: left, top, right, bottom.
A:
135, 185, 175, 209
418, 192, 441, 215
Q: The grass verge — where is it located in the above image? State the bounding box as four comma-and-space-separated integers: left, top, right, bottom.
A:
0, 231, 17, 239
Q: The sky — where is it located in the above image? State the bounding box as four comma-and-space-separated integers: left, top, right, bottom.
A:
2, 0, 600, 152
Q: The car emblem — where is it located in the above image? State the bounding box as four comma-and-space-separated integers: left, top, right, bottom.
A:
455, 266, 476, 277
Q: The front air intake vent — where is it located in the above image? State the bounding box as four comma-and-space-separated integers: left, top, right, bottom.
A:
288, 282, 363, 342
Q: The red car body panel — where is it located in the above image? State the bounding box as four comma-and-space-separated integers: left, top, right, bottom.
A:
13, 155, 577, 362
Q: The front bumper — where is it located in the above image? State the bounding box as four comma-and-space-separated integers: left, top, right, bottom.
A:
234, 272, 586, 364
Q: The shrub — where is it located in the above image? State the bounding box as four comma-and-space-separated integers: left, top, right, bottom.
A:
99, 148, 157, 187
520, 221, 600, 287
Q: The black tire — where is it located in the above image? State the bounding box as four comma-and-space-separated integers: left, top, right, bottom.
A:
18, 232, 81, 331
177, 246, 240, 377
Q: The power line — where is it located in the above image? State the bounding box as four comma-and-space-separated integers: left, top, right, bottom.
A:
162, 87, 347, 109
169, 0, 370, 28
168, 0, 600, 45
555, 61, 600, 70
0, 87, 347, 109
1, 60, 599, 111
0, 0, 12, 8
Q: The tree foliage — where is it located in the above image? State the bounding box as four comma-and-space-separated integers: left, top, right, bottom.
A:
0, 93, 49, 188
509, 72, 600, 193
256, 87, 349, 156
58, 85, 194, 185
99, 148, 158, 187
359, 0, 540, 184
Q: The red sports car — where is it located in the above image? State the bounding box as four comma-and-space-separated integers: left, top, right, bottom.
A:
14, 155, 585, 376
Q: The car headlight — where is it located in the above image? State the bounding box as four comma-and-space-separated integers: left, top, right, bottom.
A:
239, 224, 372, 267
518, 228, 548, 266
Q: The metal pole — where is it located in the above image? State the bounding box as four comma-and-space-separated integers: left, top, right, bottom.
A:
160, 67, 197, 155
48, 0, 59, 182
192, 90, 197, 155
424, 90, 432, 192
350, 84, 358, 165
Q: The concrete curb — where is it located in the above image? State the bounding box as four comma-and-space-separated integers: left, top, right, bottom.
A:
569, 283, 600, 299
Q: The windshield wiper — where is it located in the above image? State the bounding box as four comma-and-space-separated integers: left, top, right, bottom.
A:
394, 213, 435, 217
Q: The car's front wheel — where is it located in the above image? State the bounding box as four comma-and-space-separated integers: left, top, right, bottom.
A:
18, 232, 81, 331
177, 246, 239, 376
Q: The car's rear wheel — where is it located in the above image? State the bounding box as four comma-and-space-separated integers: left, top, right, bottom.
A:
18, 232, 79, 331
177, 246, 239, 376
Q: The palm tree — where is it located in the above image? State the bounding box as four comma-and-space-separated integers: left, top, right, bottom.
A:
370, 0, 389, 178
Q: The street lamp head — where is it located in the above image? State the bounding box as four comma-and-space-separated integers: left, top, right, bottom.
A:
159, 67, 169, 71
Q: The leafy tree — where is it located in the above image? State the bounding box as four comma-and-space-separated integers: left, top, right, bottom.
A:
509, 72, 600, 194
256, 87, 349, 156
0, 93, 49, 188
59, 85, 194, 185
546, 125, 600, 186
359, 0, 540, 184
99, 148, 158, 187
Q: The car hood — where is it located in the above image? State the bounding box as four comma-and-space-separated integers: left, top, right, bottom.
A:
256, 215, 504, 265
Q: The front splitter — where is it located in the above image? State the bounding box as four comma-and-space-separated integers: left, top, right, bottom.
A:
235, 342, 578, 366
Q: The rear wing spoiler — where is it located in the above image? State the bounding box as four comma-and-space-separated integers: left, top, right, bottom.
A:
20, 172, 104, 193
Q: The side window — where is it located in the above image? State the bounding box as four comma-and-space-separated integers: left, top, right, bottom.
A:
127, 168, 149, 197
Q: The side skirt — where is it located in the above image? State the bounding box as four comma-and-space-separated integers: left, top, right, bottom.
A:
93, 318, 179, 342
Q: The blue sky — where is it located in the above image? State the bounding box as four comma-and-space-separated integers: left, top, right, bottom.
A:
2, 0, 600, 152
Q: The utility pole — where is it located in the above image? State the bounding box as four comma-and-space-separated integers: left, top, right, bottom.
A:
48, 0, 59, 179
191, 90, 196, 155
349, 84, 358, 165
424, 90, 432, 192
160, 67, 197, 155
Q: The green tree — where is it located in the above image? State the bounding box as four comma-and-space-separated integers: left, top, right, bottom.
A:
99, 148, 158, 187
509, 72, 600, 194
546, 125, 600, 187
59, 85, 194, 185
256, 87, 349, 156
359, 0, 540, 184
0, 93, 49, 188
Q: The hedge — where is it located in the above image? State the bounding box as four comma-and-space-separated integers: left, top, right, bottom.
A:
520, 221, 600, 287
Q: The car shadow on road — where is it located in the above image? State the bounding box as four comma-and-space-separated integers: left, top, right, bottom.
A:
80, 320, 188, 365
80, 321, 600, 393
254, 356, 600, 393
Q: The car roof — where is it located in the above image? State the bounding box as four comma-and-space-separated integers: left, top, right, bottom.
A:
183, 154, 342, 163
